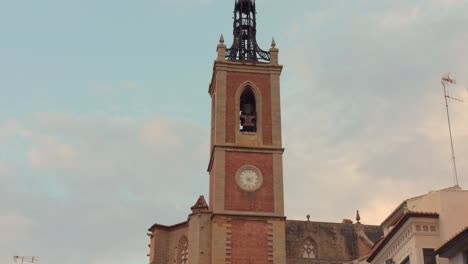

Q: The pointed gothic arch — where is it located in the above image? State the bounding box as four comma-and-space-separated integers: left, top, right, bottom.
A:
240, 87, 257, 132
235, 81, 263, 140
301, 237, 318, 259
177, 235, 189, 264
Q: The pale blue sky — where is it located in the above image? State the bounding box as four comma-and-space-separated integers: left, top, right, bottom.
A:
1, 1, 468, 264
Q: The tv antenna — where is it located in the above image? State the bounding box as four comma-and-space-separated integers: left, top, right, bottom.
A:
441, 74, 464, 187
13, 256, 39, 264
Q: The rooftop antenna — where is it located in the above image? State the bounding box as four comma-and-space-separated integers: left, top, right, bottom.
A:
13, 256, 39, 264
441, 74, 463, 187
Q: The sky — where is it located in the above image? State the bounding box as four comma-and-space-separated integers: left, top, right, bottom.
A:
1, 0, 468, 263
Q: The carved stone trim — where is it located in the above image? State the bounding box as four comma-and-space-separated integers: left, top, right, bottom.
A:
207, 145, 284, 171
225, 219, 232, 264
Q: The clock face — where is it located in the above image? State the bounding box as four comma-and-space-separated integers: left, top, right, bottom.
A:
237, 168, 262, 191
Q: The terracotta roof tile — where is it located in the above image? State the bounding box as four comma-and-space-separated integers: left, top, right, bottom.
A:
435, 226, 468, 256
367, 212, 439, 262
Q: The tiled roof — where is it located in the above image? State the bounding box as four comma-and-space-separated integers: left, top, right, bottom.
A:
435, 227, 468, 257
367, 212, 439, 262
191, 195, 209, 212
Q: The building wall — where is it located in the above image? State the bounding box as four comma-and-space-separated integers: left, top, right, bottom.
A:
370, 193, 468, 264
448, 252, 465, 264
231, 219, 270, 263
224, 151, 274, 212
188, 212, 212, 264
413, 221, 447, 264
372, 219, 416, 264
150, 229, 169, 264
439, 191, 468, 242
225, 71, 272, 145
371, 217, 444, 264
210, 215, 230, 264
406, 189, 468, 242
286, 221, 382, 264
150, 225, 189, 264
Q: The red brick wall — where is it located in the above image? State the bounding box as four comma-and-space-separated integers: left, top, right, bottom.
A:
225, 71, 272, 145
231, 219, 269, 264
224, 152, 274, 212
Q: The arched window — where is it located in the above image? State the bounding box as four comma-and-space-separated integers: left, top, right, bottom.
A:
177, 236, 188, 264
239, 87, 257, 132
302, 239, 317, 259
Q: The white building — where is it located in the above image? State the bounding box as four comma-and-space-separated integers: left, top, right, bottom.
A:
366, 186, 468, 264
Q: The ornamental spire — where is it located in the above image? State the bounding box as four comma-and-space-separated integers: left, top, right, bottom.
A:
226, 0, 271, 62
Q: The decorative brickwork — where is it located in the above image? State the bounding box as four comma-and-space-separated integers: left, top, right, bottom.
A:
267, 221, 275, 263
225, 219, 232, 264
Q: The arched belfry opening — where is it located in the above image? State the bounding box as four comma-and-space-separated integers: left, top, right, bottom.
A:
240, 87, 257, 132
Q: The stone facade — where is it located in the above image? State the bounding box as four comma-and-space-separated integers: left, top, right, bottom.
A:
148, 205, 382, 264
286, 220, 382, 264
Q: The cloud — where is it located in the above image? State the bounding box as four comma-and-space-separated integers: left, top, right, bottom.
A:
27, 137, 78, 169
126, 81, 139, 89
0, 120, 32, 143
1, 1, 468, 264
0, 212, 32, 237
380, 7, 420, 28
90, 80, 142, 93
432, 0, 466, 8
280, 0, 468, 224
158, 0, 213, 7
0, 112, 208, 264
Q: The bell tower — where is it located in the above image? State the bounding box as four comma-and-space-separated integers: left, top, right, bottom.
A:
208, 1, 286, 263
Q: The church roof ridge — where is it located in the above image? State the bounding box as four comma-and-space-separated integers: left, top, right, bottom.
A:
148, 221, 188, 232
286, 219, 381, 227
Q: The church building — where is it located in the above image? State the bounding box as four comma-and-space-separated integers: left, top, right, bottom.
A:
147, 1, 383, 263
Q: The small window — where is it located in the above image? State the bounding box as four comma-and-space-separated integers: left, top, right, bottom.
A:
423, 248, 436, 264
240, 87, 257, 132
302, 239, 316, 259
401, 256, 410, 264
178, 236, 188, 264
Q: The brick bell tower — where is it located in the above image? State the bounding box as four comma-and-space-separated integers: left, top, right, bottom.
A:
208, 0, 286, 263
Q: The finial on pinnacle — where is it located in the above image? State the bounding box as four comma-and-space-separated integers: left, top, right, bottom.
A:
271, 37, 276, 48
356, 210, 361, 224
306, 214, 310, 221
219, 34, 225, 44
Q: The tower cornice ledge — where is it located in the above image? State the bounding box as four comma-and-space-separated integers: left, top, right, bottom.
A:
148, 221, 188, 232
209, 61, 283, 94
207, 145, 285, 172
215, 60, 283, 73
211, 212, 287, 220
